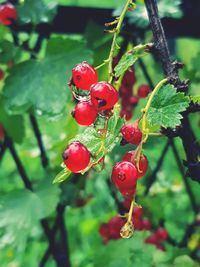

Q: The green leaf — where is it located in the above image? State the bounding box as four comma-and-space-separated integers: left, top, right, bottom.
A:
3, 37, 93, 116
53, 168, 72, 184
0, 97, 25, 143
190, 95, 200, 104
173, 255, 197, 267
0, 40, 21, 64
114, 44, 148, 77
147, 84, 190, 128
16, 0, 57, 25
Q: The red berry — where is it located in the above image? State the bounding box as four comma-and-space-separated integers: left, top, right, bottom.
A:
0, 69, 4, 80
122, 198, 132, 210
133, 217, 144, 230
142, 219, 152, 230
130, 96, 139, 105
0, 4, 17, 25
120, 187, 136, 198
99, 223, 110, 239
121, 123, 142, 145
72, 62, 98, 90
108, 216, 124, 239
122, 69, 136, 87
120, 109, 132, 121
155, 227, 168, 241
63, 141, 90, 173
156, 244, 165, 251
133, 207, 143, 219
0, 125, 4, 141
72, 101, 97, 126
119, 86, 132, 97
111, 161, 138, 193
145, 234, 159, 245
138, 84, 150, 98
90, 82, 118, 111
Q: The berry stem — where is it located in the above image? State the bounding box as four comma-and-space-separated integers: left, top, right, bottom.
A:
127, 198, 135, 222
107, 0, 135, 83
141, 78, 168, 134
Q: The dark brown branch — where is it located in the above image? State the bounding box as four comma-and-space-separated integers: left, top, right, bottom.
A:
144, 0, 200, 183
144, 140, 170, 195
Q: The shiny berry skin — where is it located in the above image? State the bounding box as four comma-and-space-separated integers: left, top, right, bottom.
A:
63, 141, 90, 173
0, 69, 4, 80
90, 82, 118, 111
0, 4, 17, 25
72, 62, 98, 90
155, 227, 168, 241
121, 123, 142, 145
123, 151, 148, 178
138, 84, 150, 98
142, 219, 152, 230
72, 101, 97, 126
111, 161, 138, 192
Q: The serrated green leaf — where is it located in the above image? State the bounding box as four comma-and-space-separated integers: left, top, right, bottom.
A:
53, 168, 72, 184
114, 44, 148, 77
147, 84, 189, 128
16, 0, 57, 25
3, 37, 93, 116
190, 95, 200, 104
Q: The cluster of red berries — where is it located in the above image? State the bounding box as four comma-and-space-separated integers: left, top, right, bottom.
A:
99, 206, 151, 244
63, 62, 119, 173
111, 122, 148, 198
0, 3, 16, 26
145, 227, 168, 251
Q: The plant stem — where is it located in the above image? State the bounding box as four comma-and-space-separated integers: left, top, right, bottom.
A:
107, 0, 133, 82
141, 78, 168, 133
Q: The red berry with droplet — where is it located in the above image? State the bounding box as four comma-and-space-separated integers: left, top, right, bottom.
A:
72, 62, 98, 90
123, 151, 148, 178
111, 161, 138, 193
121, 123, 142, 145
155, 227, 168, 241
138, 84, 150, 98
0, 69, 4, 80
90, 82, 118, 111
72, 101, 97, 126
0, 4, 17, 25
63, 141, 90, 173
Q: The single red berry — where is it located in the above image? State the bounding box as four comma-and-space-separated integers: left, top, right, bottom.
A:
145, 234, 159, 245
142, 219, 152, 230
0, 125, 4, 141
138, 84, 150, 98
133, 207, 143, 220
133, 217, 144, 230
72, 101, 97, 126
111, 161, 138, 193
0, 69, 4, 80
122, 69, 136, 87
99, 223, 110, 239
121, 123, 142, 145
72, 62, 98, 90
155, 227, 168, 241
90, 82, 118, 111
108, 216, 124, 240
120, 109, 132, 121
0, 4, 17, 25
63, 141, 90, 173
130, 96, 139, 105
119, 86, 132, 97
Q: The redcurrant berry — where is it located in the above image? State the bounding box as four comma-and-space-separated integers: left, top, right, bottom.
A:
63, 141, 90, 173
108, 216, 124, 239
0, 4, 17, 25
123, 151, 148, 178
121, 123, 142, 145
72, 101, 97, 126
0, 125, 4, 141
133, 207, 143, 219
90, 82, 118, 111
0, 69, 4, 80
111, 161, 138, 193
122, 69, 136, 87
120, 109, 132, 121
145, 234, 159, 245
142, 219, 152, 230
120, 187, 136, 198
72, 62, 98, 90
130, 96, 139, 105
99, 223, 110, 239
155, 227, 168, 241
138, 84, 150, 98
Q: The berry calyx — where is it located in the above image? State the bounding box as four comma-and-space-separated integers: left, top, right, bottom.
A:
121, 122, 142, 145
0, 4, 17, 25
155, 227, 168, 241
111, 161, 138, 193
123, 151, 148, 178
90, 82, 118, 111
63, 141, 90, 173
72, 101, 97, 126
0, 69, 4, 80
138, 84, 150, 98
72, 62, 98, 90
